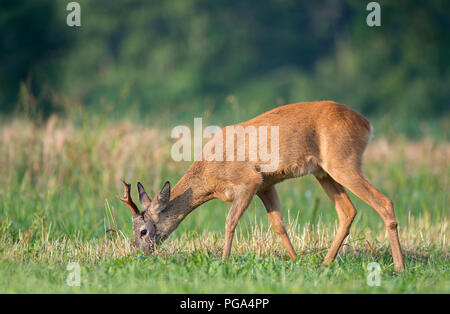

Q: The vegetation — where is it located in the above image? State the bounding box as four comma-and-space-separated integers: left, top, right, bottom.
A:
1, 1, 449, 132
0, 118, 448, 293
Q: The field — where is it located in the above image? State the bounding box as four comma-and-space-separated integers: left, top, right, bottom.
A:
0, 117, 448, 293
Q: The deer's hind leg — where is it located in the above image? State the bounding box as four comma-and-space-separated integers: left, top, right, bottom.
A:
258, 186, 297, 259
325, 166, 405, 272
315, 174, 357, 265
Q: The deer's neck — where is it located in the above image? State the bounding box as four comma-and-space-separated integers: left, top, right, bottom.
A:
158, 162, 213, 237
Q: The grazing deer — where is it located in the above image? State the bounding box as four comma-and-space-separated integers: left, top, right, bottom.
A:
118, 101, 405, 271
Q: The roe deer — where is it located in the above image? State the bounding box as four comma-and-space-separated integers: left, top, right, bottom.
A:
118, 101, 405, 271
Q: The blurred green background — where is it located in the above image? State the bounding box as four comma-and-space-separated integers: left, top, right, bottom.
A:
1, 0, 449, 137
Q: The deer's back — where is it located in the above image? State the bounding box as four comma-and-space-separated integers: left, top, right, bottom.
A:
200, 101, 372, 196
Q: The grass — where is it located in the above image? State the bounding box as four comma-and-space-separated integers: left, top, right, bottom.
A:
0, 117, 448, 293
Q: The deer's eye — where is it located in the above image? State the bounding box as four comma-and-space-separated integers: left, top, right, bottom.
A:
140, 229, 147, 237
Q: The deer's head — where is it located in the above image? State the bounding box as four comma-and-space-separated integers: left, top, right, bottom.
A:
117, 180, 171, 254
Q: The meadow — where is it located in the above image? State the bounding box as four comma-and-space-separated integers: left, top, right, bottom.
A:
0, 116, 448, 293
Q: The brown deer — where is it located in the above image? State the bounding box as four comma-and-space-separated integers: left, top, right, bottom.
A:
118, 101, 405, 272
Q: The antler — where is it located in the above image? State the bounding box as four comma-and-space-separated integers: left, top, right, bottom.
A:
117, 179, 140, 217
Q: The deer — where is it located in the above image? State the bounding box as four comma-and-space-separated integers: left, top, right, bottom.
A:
118, 101, 405, 272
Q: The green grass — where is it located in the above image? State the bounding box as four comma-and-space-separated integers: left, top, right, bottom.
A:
1, 250, 448, 293
0, 118, 448, 293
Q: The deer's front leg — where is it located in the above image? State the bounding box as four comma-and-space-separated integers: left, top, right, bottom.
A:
222, 187, 257, 261
258, 186, 297, 260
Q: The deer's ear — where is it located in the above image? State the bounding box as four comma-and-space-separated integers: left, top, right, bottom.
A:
137, 182, 152, 209
157, 181, 171, 207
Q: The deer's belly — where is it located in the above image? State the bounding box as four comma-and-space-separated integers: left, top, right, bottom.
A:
261, 158, 327, 187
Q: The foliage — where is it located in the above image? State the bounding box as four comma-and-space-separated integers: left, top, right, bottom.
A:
1, 1, 449, 127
